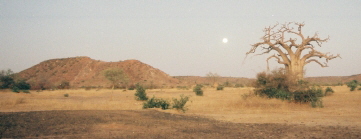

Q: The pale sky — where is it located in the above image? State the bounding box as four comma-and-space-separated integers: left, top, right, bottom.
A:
1, 0, 360, 78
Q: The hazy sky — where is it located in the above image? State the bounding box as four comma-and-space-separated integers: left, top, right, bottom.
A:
1, 0, 360, 78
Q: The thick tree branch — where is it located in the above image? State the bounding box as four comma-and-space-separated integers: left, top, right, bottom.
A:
267, 54, 288, 70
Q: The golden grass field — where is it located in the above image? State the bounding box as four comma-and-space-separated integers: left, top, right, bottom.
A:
1, 86, 360, 127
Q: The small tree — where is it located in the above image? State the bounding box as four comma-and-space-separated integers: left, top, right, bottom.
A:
193, 84, 203, 96
346, 80, 358, 91
206, 72, 220, 87
103, 68, 128, 90
0, 69, 15, 89
135, 84, 148, 101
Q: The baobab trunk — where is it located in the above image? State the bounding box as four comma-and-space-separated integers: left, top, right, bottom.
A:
285, 60, 305, 80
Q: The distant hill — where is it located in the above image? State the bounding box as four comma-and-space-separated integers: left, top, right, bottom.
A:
16, 56, 360, 89
305, 74, 361, 85
17, 56, 179, 89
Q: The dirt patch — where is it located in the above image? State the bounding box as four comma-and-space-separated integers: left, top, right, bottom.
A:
1, 110, 360, 139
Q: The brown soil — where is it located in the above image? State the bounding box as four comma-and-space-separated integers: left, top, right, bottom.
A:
1, 110, 360, 139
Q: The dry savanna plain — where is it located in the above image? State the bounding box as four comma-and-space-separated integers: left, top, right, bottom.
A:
1, 86, 361, 138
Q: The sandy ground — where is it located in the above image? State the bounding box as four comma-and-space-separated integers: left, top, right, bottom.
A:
1, 86, 361, 138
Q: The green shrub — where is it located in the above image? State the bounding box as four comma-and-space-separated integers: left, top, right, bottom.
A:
172, 95, 190, 112
216, 85, 224, 90
135, 84, 148, 101
64, 94, 69, 97
193, 84, 203, 96
324, 87, 334, 96
346, 80, 358, 91
14, 80, 31, 90
253, 68, 324, 108
12, 86, 20, 93
143, 96, 170, 110
358, 87, 361, 91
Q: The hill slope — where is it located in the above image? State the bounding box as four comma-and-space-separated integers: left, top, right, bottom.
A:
17, 56, 179, 89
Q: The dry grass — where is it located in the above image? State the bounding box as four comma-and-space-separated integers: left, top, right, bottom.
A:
1, 86, 360, 127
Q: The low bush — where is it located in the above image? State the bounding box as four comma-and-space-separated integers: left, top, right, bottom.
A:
12, 86, 20, 93
324, 87, 334, 96
293, 86, 324, 108
346, 80, 359, 91
253, 68, 324, 108
216, 85, 224, 91
64, 94, 69, 97
193, 84, 203, 96
135, 84, 148, 101
358, 87, 361, 91
172, 95, 190, 112
143, 96, 170, 110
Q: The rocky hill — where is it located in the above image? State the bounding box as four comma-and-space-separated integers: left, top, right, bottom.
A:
17, 56, 179, 89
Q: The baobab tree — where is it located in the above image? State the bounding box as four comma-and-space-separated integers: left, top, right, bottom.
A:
246, 22, 340, 80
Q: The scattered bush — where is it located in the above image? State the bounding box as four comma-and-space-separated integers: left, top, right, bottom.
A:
193, 84, 203, 96
135, 84, 148, 101
172, 95, 190, 112
64, 94, 69, 97
143, 95, 190, 112
358, 87, 361, 91
216, 85, 224, 91
293, 86, 324, 108
143, 96, 170, 110
346, 80, 359, 91
324, 87, 334, 96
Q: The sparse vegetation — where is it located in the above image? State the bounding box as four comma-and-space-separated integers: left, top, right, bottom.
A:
193, 84, 203, 96
143, 96, 170, 110
324, 87, 334, 96
64, 93, 69, 97
172, 94, 190, 112
135, 84, 148, 101
216, 85, 224, 90
143, 94, 190, 112
346, 80, 359, 91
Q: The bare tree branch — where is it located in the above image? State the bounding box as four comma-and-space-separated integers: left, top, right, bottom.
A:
266, 54, 288, 70
305, 59, 328, 67
246, 22, 341, 79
